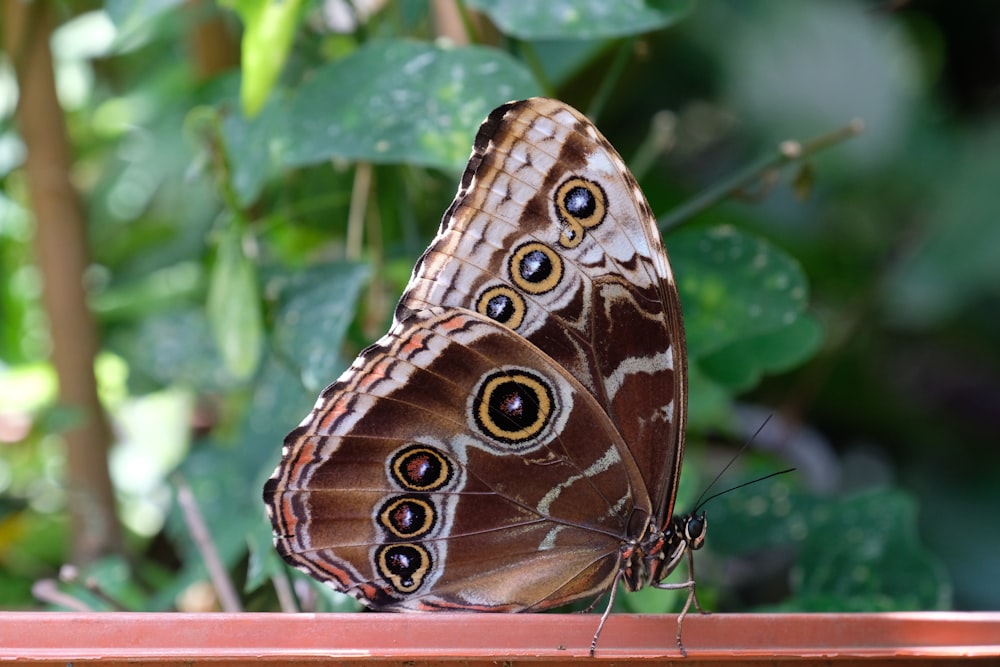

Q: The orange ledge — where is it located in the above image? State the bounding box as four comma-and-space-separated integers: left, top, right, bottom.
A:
0, 612, 997, 665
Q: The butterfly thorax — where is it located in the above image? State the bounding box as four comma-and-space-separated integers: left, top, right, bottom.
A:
620, 511, 707, 591
619, 525, 661, 592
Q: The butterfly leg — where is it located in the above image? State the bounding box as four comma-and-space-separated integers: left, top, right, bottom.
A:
653, 548, 709, 656
589, 569, 624, 657
579, 589, 608, 614
684, 546, 707, 614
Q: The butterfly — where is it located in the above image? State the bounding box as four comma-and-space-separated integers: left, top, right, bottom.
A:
264, 97, 705, 655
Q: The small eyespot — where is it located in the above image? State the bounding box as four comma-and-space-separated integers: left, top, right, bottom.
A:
389, 445, 454, 492
376, 543, 431, 594
377, 495, 436, 539
509, 242, 562, 294
476, 286, 526, 330
554, 177, 607, 248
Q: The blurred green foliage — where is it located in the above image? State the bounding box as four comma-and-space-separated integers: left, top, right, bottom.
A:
1, 0, 997, 617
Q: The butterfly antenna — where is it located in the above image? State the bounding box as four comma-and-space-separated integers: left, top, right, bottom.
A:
691, 415, 795, 512
694, 467, 796, 511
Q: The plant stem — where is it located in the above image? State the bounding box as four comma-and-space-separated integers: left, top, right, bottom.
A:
586, 37, 636, 121
659, 118, 865, 231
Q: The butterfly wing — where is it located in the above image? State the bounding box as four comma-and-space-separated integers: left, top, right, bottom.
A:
265, 98, 688, 611
400, 98, 687, 522
265, 308, 647, 610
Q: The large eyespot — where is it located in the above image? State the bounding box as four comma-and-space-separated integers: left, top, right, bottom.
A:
471, 369, 553, 446
389, 445, 453, 492
554, 177, 607, 248
509, 242, 562, 294
376, 543, 430, 594
556, 177, 606, 227
475, 285, 526, 330
377, 495, 436, 539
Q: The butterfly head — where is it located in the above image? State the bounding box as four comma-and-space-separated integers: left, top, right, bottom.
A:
682, 511, 707, 551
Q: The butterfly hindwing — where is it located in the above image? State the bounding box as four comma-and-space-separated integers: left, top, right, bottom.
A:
265, 308, 648, 610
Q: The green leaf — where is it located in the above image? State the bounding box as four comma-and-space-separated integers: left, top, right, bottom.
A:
244, 353, 316, 472
104, 0, 185, 46
709, 472, 810, 555
710, 482, 951, 612
223, 0, 306, 117
220, 86, 285, 206
91, 261, 205, 322
467, 0, 693, 40
686, 362, 735, 432
108, 308, 237, 393
104, 0, 185, 25
245, 513, 281, 593
270, 262, 371, 394
699, 314, 823, 391
281, 40, 541, 170
62, 556, 148, 611
670, 225, 811, 361
207, 221, 264, 380
792, 490, 951, 611
522, 40, 608, 88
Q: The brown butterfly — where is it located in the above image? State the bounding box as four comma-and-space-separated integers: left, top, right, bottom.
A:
264, 98, 705, 655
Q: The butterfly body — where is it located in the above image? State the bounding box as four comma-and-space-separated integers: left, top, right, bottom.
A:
265, 98, 695, 629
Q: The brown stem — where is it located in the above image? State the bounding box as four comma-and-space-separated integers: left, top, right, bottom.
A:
185, 0, 240, 80
173, 475, 243, 612
3, 0, 122, 563
30, 580, 93, 612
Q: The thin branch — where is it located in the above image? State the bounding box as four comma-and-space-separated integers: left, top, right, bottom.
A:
436, 0, 481, 45
515, 40, 556, 98
585, 37, 636, 122
271, 570, 298, 613
629, 109, 676, 182
659, 118, 865, 231
58, 564, 130, 611
345, 162, 373, 262
173, 474, 243, 612
31, 579, 93, 612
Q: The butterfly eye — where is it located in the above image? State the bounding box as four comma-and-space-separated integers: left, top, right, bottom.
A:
685, 512, 707, 550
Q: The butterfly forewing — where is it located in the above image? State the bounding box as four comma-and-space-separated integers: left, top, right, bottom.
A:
400, 99, 686, 521
265, 98, 688, 615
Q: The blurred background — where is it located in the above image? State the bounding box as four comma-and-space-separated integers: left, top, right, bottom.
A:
0, 0, 997, 616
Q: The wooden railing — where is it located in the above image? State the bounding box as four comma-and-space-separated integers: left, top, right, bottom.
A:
1, 612, 998, 665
